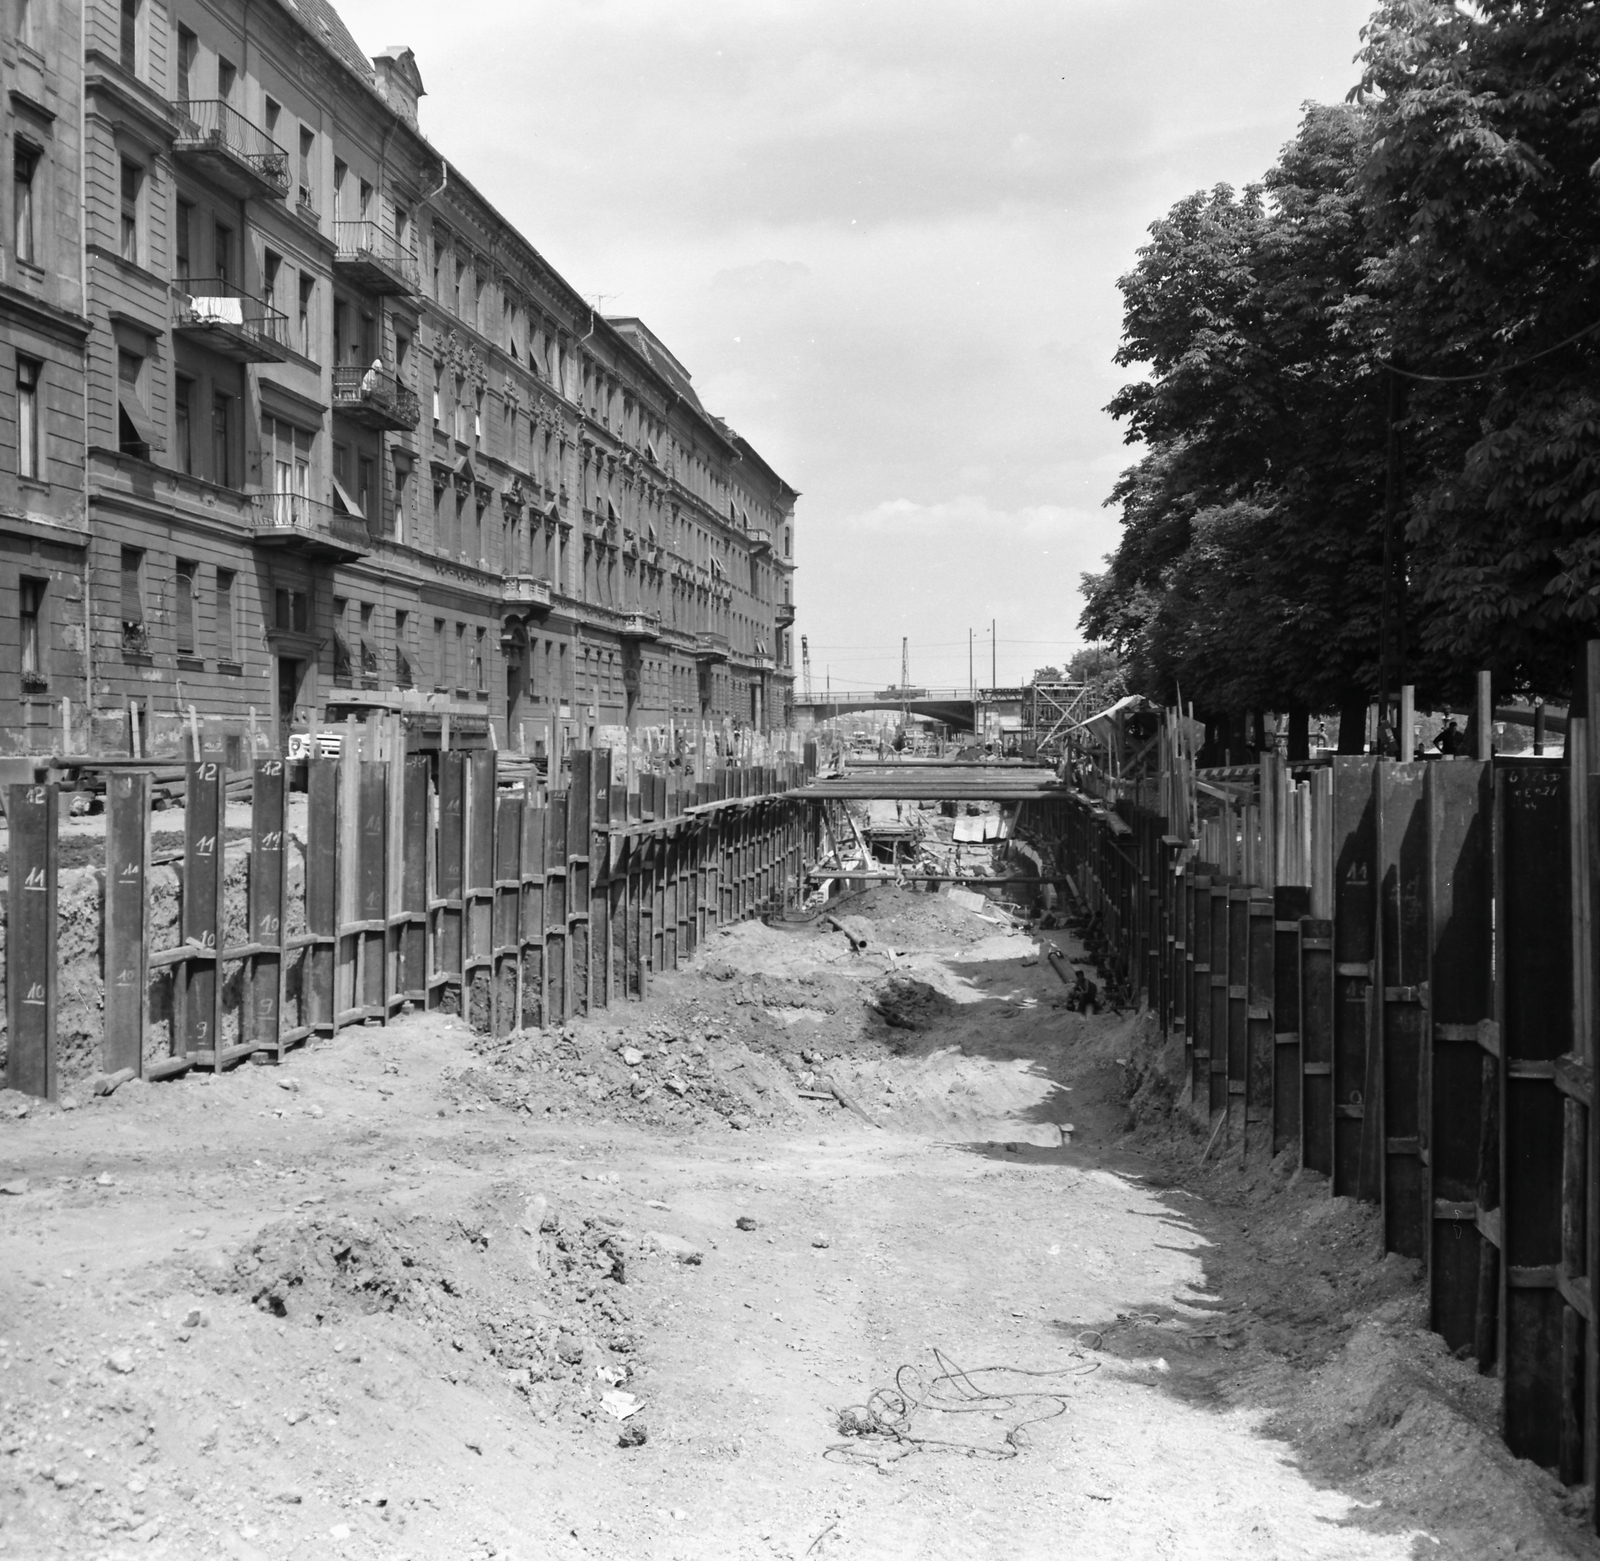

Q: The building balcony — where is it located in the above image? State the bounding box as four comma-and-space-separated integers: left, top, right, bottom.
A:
619, 610, 662, 642
742, 651, 775, 673
333, 221, 419, 296
748, 526, 773, 553
332, 365, 420, 431
248, 491, 370, 561
172, 280, 290, 363
775, 600, 796, 627
502, 575, 553, 612
172, 100, 291, 200
693, 630, 730, 664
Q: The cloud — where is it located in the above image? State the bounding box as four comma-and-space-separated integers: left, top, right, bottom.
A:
333, 0, 1375, 682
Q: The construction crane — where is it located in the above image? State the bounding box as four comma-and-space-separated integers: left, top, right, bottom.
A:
801, 634, 813, 699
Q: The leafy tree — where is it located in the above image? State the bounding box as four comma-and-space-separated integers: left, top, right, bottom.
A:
1083, 104, 1402, 720
1356, 0, 1600, 696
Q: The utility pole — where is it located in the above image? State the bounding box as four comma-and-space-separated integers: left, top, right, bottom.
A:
991, 620, 997, 691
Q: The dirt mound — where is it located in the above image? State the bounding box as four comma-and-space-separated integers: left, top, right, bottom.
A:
869, 974, 954, 1032
217, 1194, 649, 1422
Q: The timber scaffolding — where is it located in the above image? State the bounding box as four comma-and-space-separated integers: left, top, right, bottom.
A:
1038, 654, 1600, 1516
2, 735, 820, 1099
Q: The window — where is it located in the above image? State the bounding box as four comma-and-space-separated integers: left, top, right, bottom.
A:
395, 331, 410, 377
432, 620, 446, 687
19, 577, 44, 677
359, 602, 376, 675
264, 418, 313, 510
333, 159, 347, 221
392, 459, 409, 542
430, 237, 441, 297
264, 97, 280, 137
210, 393, 233, 486
15, 357, 40, 479
475, 628, 486, 693
174, 199, 192, 281
358, 179, 372, 220
274, 588, 308, 633
217, 56, 236, 103
358, 456, 374, 520
395, 205, 409, 248
454, 257, 465, 317
119, 160, 142, 264
117, 349, 155, 459
297, 126, 315, 210
432, 362, 442, 426
453, 375, 465, 442
474, 389, 483, 445
263, 250, 281, 313
176, 27, 197, 103
216, 569, 236, 662
175, 560, 196, 656
395, 610, 411, 686
298, 273, 314, 357
119, 0, 138, 73
120, 547, 144, 630
214, 221, 232, 289
13, 143, 38, 265
173, 374, 194, 475
455, 622, 466, 688
18, 0, 35, 49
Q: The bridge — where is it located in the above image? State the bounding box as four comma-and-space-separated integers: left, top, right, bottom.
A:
792, 682, 1099, 746
791, 687, 1025, 732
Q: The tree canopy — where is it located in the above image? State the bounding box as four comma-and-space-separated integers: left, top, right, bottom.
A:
1085, 4, 1600, 711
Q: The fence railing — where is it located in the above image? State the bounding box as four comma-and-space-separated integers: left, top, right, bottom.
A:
331, 365, 420, 428
172, 280, 289, 353
1038, 667, 1600, 1521
248, 491, 369, 552
172, 100, 291, 196
2, 741, 819, 1096
332, 220, 419, 291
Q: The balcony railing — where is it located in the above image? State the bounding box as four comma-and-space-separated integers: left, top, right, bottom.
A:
172, 100, 290, 198
332, 220, 419, 295
332, 365, 420, 431
248, 491, 370, 560
693, 630, 731, 663
619, 610, 662, 641
748, 526, 773, 552
775, 600, 796, 626
501, 576, 553, 611
172, 280, 290, 363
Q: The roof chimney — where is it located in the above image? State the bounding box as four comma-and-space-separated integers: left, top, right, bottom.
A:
371, 46, 425, 128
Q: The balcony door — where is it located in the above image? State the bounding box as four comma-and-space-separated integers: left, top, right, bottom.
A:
264, 416, 313, 524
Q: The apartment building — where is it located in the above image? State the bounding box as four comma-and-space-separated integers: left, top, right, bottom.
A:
3, 0, 797, 761
2, 0, 90, 755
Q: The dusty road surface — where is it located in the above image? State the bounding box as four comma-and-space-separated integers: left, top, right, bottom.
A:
0, 888, 1592, 1561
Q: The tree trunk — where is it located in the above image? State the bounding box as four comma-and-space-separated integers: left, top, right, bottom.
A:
1337, 692, 1369, 755
1287, 707, 1310, 761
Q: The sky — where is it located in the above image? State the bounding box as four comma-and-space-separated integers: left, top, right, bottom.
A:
334, 0, 1376, 691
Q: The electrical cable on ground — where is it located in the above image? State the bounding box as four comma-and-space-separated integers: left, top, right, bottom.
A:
824, 1344, 1101, 1466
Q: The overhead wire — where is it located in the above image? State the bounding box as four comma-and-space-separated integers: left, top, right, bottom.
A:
1378, 315, 1600, 384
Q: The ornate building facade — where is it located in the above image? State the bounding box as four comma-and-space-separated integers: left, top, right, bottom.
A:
2, 0, 797, 760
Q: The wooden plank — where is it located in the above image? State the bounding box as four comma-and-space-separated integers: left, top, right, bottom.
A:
590, 748, 612, 1009
1272, 886, 1309, 1155
434, 752, 465, 1007
246, 759, 286, 1056
5, 782, 57, 1098
567, 749, 592, 1018
1188, 871, 1211, 1105
545, 792, 568, 1023
182, 762, 225, 1061
1332, 756, 1379, 1199
1427, 758, 1495, 1355
305, 759, 339, 1032
104, 772, 150, 1077
1377, 760, 1430, 1261
1209, 881, 1230, 1122
398, 757, 429, 999
358, 763, 388, 1017
1498, 758, 1571, 1467
520, 792, 545, 1030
